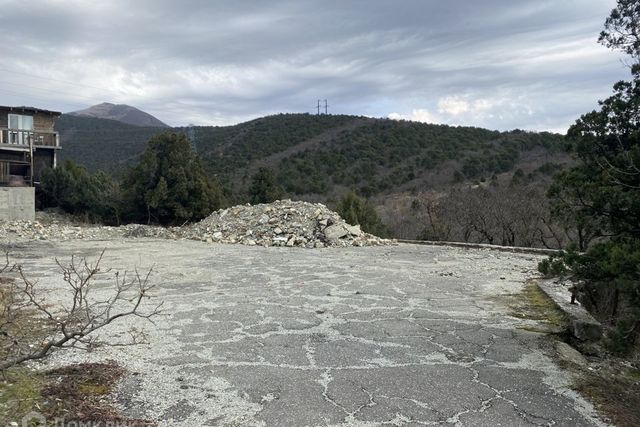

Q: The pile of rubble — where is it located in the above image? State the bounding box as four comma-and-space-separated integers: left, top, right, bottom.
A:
0, 201, 392, 248
177, 200, 390, 248
0, 218, 124, 241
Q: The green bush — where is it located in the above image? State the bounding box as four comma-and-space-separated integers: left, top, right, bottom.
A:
336, 191, 388, 237
537, 255, 568, 278
40, 160, 121, 224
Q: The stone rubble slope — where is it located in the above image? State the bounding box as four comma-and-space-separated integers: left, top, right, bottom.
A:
179, 200, 389, 248
0, 201, 392, 248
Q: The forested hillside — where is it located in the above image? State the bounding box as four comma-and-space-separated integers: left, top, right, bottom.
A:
57, 113, 569, 199
56, 115, 163, 174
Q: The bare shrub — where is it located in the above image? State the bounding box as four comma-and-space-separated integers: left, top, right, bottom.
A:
0, 250, 161, 371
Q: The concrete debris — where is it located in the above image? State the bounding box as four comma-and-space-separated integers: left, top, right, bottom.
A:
555, 341, 588, 366
182, 200, 391, 248
0, 201, 393, 249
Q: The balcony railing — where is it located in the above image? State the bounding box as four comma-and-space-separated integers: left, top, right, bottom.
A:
0, 128, 59, 148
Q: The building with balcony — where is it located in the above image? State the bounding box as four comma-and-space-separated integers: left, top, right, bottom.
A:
0, 105, 61, 187
0, 106, 61, 221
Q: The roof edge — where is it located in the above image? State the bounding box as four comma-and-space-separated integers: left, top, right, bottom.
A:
0, 105, 62, 116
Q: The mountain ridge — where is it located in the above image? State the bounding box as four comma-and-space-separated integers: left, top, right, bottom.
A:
56, 112, 569, 198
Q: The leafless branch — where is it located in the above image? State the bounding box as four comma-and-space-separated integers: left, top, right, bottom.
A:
0, 251, 161, 371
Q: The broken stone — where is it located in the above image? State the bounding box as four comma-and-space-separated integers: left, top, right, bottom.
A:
0, 200, 393, 249
345, 224, 362, 236
324, 224, 349, 240
556, 341, 588, 366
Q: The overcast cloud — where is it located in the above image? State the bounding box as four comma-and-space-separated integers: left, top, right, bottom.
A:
0, 0, 629, 132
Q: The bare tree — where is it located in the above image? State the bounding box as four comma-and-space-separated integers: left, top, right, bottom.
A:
412, 182, 583, 250
0, 250, 161, 371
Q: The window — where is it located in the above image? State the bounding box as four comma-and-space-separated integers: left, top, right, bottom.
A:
8, 114, 33, 130
7, 114, 34, 145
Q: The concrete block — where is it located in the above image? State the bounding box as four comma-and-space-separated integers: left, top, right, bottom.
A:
0, 187, 35, 221
538, 279, 603, 342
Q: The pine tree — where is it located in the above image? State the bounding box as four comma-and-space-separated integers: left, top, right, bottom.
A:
336, 191, 388, 237
545, 0, 640, 353
248, 167, 283, 204
122, 132, 224, 225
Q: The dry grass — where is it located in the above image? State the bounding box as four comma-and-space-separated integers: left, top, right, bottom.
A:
0, 276, 56, 366
0, 367, 43, 424
1, 273, 154, 425
501, 280, 640, 425
501, 279, 569, 332
573, 367, 640, 427
1, 362, 155, 426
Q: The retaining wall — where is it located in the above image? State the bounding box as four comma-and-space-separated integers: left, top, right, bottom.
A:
0, 187, 35, 221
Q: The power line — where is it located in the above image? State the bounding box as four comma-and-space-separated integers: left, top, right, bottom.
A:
0, 67, 118, 94
0, 79, 109, 104
0, 88, 86, 109
0, 66, 131, 111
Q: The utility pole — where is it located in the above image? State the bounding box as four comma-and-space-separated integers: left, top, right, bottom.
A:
317, 100, 321, 115
324, 99, 328, 115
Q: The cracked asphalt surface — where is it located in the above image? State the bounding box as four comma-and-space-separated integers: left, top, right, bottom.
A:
10, 239, 605, 426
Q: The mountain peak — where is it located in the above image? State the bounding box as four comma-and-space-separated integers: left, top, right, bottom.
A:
69, 102, 169, 128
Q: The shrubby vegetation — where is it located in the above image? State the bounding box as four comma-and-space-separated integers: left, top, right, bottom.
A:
336, 192, 388, 237
40, 160, 121, 224
539, 0, 640, 354
196, 113, 354, 179
410, 181, 575, 248
272, 121, 564, 197
41, 133, 224, 226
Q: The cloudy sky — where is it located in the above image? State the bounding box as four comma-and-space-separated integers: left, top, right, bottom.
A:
0, 0, 629, 132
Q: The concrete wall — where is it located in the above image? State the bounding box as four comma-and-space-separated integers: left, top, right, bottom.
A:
0, 187, 35, 221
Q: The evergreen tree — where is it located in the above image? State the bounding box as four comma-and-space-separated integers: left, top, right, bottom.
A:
249, 167, 283, 204
336, 191, 388, 237
545, 0, 640, 353
121, 132, 224, 225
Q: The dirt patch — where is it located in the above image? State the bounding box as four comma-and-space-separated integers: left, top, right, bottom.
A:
573, 365, 640, 427
1, 362, 154, 426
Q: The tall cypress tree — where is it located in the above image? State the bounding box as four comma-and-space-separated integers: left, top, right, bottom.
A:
122, 132, 224, 225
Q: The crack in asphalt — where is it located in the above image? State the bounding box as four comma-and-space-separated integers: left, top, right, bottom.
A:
13, 240, 608, 426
